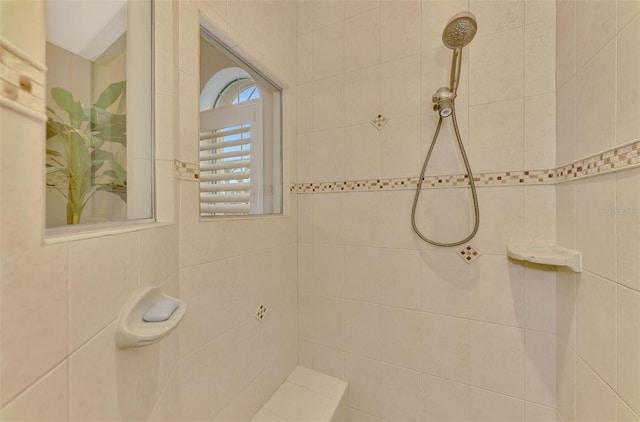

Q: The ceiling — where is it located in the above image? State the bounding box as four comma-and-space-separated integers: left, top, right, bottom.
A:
45, 0, 127, 61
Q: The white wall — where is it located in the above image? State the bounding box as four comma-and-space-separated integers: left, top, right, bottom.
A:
296, 1, 558, 421
556, 1, 640, 421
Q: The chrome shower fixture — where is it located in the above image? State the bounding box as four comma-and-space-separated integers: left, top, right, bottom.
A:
414, 11, 480, 247
432, 87, 455, 118
432, 11, 477, 111
442, 11, 478, 49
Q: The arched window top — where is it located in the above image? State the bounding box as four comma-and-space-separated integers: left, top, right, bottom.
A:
214, 78, 260, 108
200, 67, 260, 111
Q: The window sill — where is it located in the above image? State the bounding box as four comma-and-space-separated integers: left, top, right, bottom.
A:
44, 219, 173, 245
199, 212, 291, 223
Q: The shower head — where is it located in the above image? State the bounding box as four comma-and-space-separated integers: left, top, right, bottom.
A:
442, 11, 477, 50
437, 11, 478, 101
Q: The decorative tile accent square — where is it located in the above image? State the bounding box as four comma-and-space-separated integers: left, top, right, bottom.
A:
255, 304, 267, 322
458, 245, 480, 264
371, 114, 388, 130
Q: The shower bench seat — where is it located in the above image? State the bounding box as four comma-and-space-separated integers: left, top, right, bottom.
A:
251, 366, 348, 422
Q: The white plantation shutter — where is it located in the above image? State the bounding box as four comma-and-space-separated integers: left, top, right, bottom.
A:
199, 99, 263, 215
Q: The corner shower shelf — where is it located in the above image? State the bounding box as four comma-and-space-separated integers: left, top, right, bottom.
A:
507, 243, 582, 272
115, 287, 187, 348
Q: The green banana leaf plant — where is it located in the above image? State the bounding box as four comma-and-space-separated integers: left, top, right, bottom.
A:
46, 81, 127, 224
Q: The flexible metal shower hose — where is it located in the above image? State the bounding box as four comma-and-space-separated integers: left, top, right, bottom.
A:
411, 103, 480, 247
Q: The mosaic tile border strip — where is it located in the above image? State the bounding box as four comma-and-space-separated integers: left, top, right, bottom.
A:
555, 141, 640, 182
174, 159, 199, 181
176, 136, 640, 192
178, 143, 640, 193
176, 138, 640, 192
290, 139, 640, 193
0, 37, 47, 121
293, 169, 555, 193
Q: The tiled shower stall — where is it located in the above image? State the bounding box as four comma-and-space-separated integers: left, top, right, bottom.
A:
296, 0, 558, 420
0, 0, 638, 421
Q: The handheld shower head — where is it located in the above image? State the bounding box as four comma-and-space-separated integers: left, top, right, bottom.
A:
442, 11, 477, 49
440, 11, 477, 99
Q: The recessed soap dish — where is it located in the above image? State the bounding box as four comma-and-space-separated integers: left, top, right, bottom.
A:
115, 287, 187, 348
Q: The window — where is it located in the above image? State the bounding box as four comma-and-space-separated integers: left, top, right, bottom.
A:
199, 26, 282, 217
214, 78, 260, 108
44, 0, 153, 229
200, 93, 262, 214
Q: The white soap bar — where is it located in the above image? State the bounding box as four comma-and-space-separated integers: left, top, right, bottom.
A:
142, 299, 180, 322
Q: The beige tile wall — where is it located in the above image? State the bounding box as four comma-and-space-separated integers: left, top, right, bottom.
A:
297, 1, 558, 421
176, 1, 299, 421
1, 0, 298, 421
0, 0, 182, 420
3, 0, 636, 421
556, 1, 640, 422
